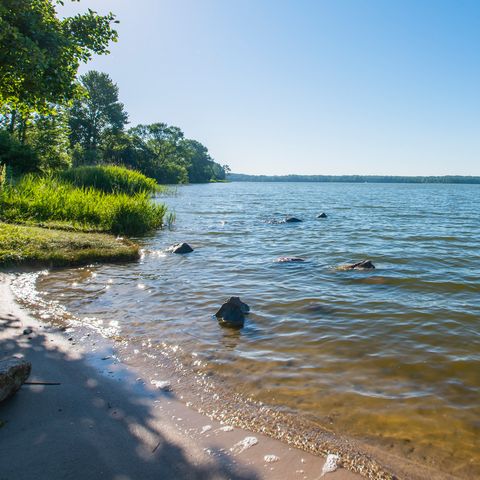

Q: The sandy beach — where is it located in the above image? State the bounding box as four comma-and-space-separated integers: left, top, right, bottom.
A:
0, 273, 364, 480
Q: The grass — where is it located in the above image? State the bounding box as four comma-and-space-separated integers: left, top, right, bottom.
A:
0, 222, 140, 268
0, 175, 167, 235
58, 165, 160, 195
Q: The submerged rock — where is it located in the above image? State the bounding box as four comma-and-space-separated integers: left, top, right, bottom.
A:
275, 257, 305, 263
343, 259, 375, 270
215, 297, 250, 327
168, 242, 194, 254
317, 212, 328, 218
285, 216, 302, 223
0, 358, 31, 403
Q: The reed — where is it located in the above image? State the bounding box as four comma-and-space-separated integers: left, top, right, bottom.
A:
58, 165, 160, 195
0, 175, 166, 235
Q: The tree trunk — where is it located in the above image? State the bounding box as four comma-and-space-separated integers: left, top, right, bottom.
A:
9, 110, 16, 134
19, 113, 30, 145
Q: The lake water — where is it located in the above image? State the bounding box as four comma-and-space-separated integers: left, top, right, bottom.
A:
23, 183, 480, 478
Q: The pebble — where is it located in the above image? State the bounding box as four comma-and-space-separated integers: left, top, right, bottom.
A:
321, 454, 341, 477
200, 425, 212, 434
218, 425, 234, 432
230, 436, 258, 455
150, 380, 172, 391
264, 454, 280, 463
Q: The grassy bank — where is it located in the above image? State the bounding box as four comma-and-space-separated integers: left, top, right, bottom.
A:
58, 165, 160, 195
0, 174, 166, 235
0, 223, 139, 268
0, 166, 168, 268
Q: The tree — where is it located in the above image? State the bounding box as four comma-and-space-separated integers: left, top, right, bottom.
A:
127, 123, 189, 184
0, 130, 40, 174
69, 70, 128, 160
0, 0, 118, 118
182, 139, 221, 183
27, 107, 72, 171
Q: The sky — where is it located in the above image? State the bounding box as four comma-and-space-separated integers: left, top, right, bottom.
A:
59, 0, 480, 176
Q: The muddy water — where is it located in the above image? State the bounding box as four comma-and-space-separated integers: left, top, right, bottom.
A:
25, 183, 480, 478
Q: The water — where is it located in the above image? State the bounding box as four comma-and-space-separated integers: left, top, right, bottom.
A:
28, 183, 480, 478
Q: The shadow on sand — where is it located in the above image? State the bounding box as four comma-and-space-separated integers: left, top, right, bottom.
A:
0, 311, 260, 480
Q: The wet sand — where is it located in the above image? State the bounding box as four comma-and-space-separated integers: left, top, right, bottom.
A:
0, 273, 362, 480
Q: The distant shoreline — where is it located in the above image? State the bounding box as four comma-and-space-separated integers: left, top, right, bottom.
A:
228, 173, 480, 184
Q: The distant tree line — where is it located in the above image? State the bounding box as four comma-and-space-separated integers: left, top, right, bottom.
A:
228, 173, 480, 184
0, 1, 226, 184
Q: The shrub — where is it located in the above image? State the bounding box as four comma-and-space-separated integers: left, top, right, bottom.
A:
58, 165, 159, 195
0, 131, 41, 174
0, 175, 166, 235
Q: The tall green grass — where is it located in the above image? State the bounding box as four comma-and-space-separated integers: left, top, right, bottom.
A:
0, 175, 166, 235
58, 165, 159, 195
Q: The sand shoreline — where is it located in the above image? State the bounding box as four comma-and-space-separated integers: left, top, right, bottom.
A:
1, 271, 457, 480
0, 272, 364, 480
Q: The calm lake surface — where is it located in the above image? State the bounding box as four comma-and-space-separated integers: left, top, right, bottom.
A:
31, 182, 480, 477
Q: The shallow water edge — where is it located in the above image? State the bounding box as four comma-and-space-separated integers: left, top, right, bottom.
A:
10, 270, 459, 480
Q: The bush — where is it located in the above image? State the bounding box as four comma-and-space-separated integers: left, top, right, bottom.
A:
0, 131, 41, 174
58, 165, 159, 195
0, 175, 166, 235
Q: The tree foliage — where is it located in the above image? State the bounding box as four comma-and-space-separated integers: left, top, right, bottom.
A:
0, 0, 118, 115
0, 129, 40, 174
27, 107, 72, 171
69, 70, 128, 156
0, 1, 226, 183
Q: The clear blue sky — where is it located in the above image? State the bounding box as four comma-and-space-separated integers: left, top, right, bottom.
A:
60, 1, 480, 175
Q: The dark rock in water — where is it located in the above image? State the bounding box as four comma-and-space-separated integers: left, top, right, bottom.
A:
285, 217, 302, 223
168, 242, 194, 254
224, 296, 250, 313
215, 297, 250, 327
0, 358, 31, 403
275, 257, 305, 263
345, 260, 375, 270
22, 328, 33, 335
317, 212, 328, 218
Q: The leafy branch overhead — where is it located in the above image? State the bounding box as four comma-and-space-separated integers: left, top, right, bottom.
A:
0, 0, 118, 114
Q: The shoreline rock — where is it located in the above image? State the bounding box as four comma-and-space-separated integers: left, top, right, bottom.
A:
215, 297, 250, 327
342, 260, 375, 270
0, 358, 31, 402
168, 242, 194, 254
275, 257, 305, 263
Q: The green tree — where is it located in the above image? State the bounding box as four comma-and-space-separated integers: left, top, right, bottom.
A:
182, 139, 218, 183
128, 123, 189, 184
27, 107, 72, 171
0, 0, 118, 119
69, 70, 128, 162
0, 130, 40, 174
